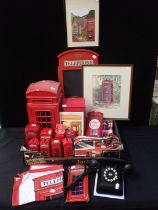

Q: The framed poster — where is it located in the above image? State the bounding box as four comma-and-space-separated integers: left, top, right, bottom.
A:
65, 0, 99, 47
83, 65, 133, 119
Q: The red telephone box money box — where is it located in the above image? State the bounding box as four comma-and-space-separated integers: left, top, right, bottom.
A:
51, 139, 62, 157
86, 111, 103, 137
62, 138, 73, 157
27, 137, 39, 151
40, 128, 53, 157
26, 80, 63, 131
25, 123, 41, 147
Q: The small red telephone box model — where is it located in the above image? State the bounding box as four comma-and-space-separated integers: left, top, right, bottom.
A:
39, 128, 53, 157
26, 80, 63, 131
27, 137, 39, 151
57, 49, 99, 97
86, 111, 103, 137
62, 138, 73, 157
25, 123, 41, 148
51, 139, 62, 157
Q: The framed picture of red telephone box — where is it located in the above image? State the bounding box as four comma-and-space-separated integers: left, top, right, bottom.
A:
83, 65, 133, 120
64, 0, 100, 47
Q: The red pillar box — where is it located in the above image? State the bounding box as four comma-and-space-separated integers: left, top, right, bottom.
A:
33, 171, 64, 201
26, 80, 63, 131
57, 49, 99, 97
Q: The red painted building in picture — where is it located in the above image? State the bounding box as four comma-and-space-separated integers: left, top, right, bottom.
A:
71, 10, 95, 42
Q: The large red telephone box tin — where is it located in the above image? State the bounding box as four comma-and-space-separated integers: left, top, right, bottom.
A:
57, 49, 99, 97
26, 80, 63, 131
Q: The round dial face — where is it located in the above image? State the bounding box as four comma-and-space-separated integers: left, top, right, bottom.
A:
89, 119, 100, 129
103, 167, 118, 182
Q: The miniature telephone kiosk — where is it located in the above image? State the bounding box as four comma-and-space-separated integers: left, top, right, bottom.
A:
40, 128, 53, 157
26, 80, 63, 131
57, 49, 99, 97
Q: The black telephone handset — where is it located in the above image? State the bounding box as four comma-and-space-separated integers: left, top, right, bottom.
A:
96, 160, 131, 195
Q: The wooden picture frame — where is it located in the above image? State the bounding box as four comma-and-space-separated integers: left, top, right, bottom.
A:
64, 0, 99, 48
83, 65, 133, 119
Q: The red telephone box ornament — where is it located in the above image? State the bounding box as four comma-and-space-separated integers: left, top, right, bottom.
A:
62, 138, 73, 157
51, 139, 62, 157
27, 137, 39, 151
26, 80, 63, 131
86, 111, 103, 137
57, 49, 99, 97
25, 123, 41, 148
40, 128, 53, 157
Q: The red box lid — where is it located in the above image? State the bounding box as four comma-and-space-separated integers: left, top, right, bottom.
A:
62, 97, 85, 108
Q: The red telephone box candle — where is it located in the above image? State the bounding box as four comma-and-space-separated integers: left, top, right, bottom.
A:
26, 80, 63, 131
86, 111, 103, 137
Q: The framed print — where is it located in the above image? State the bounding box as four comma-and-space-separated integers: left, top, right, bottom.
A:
65, 0, 99, 47
60, 112, 84, 135
83, 65, 133, 119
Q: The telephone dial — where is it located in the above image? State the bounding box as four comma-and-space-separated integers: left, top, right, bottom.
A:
97, 164, 123, 195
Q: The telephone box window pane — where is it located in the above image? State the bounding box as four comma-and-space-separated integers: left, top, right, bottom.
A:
71, 176, 84, 195
35, 111, 52, 128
